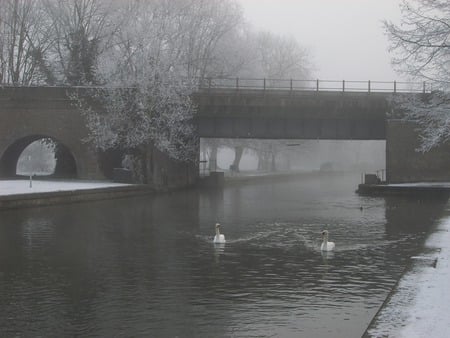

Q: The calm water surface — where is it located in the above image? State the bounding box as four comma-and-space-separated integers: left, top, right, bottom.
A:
0, 173, 447, 337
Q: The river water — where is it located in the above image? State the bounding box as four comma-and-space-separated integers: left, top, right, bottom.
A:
0, 173, 447, 337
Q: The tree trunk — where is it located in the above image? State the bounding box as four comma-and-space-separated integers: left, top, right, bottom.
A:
257, 150, 269, 171
270, 152, 276, 172
209, 144, 218, 171
231, 146, 243, 172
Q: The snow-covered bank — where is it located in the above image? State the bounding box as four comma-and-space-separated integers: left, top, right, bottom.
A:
367, 214, 450, 337
0, 179, 131, 196
0, 179, 150, 210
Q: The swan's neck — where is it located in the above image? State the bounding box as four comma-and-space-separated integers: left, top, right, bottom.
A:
215, 228, 220, 236
322, 235, 328, 244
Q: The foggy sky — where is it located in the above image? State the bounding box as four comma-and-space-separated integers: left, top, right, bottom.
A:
237, 0, 403, 81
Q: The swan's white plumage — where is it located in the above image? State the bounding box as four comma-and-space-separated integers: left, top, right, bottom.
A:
320, 230, 335, 251
213, 223, 226, 244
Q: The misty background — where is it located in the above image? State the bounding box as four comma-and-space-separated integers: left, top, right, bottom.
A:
237, 0, 403, 81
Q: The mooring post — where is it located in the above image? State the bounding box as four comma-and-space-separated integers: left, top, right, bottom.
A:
28, 155, 33, 188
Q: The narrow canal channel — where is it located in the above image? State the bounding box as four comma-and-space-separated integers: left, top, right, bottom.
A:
0, 173, 447, 337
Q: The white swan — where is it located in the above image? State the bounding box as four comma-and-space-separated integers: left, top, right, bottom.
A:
213, 223, 226, 244
320, 230, 335, 251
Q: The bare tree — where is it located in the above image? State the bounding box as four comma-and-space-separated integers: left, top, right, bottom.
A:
384, 0, 450, 85
204, 23, 256, 77
391, 92, 450, 152
385, 1, 450, 151
43, 0, 122, 85
206, 28, 313, 80
76, 1, 217, 181
0, 0, 53, 84
253, 31, 312, 80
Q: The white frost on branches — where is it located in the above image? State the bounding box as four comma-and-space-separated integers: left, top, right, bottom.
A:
385, 0, 450, 152
384, 0, 450, 85
392, 92, 450, 152
80, 0, 211, 163
79, 74, 198, 162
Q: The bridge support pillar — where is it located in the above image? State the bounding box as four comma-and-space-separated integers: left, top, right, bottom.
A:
386, 120, 450, 183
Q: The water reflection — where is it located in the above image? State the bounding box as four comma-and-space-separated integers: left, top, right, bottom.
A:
384, 196, 447, 235
0, 173, 447, 337
213, 243, 226, 263
321, 250, 335, 262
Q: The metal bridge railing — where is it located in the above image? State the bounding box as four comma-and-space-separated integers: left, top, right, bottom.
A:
197, 77, 433, 94
0, 78, 434, 94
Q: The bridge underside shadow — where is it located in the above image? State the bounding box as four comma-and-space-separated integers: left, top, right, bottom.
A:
197, 116, 385, 140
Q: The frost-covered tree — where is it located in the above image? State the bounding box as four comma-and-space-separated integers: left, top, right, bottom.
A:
208, 28, 313, 80
392, 92, 450, 152
0, 0, 54, 84
75, 0, 208, 182
86, 0, 246, 158
385, 0, 450, 151
167, 0, 244, 79
253, 31, 312, 80
79, 76, 198, 163
43, 0, 121, 85
384, 0, 450, 84
0, 0, 122, 85
1, 0, 313, 86
203, 23, 254, 78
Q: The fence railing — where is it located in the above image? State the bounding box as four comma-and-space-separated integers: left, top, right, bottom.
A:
199, 159, 218, 176
361, 169, 386, 184
197, 77, 433, 94
0, 77, 435, 94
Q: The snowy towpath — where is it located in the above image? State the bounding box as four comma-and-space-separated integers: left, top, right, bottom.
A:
0, 179, 131, 196
367, 214, 450, 338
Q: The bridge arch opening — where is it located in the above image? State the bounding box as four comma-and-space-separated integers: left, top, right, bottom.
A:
0, 135, 78, 178
200, 138, 386, 176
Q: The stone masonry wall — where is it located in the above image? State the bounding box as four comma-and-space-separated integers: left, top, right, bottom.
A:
386, 120, 450, 183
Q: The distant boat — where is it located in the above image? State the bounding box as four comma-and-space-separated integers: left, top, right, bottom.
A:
319, 162, 333, 172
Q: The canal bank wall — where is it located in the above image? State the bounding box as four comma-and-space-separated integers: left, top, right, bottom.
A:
357, 182, 450, 198
1, 171, 337, 210
223, 170, 336, 186
198, 170, 326, 188
0, 184, 153, 210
